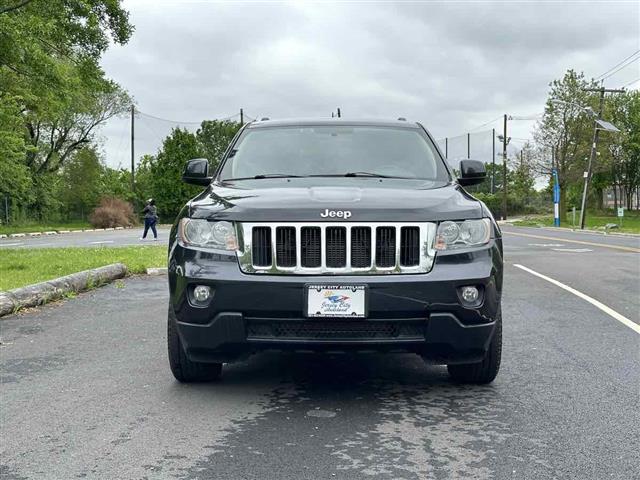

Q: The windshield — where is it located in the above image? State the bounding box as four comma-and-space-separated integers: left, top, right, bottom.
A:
218, 126, 449, 181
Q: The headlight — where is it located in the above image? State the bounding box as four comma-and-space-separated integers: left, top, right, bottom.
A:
435, 219, 491, 250
179, 219, 237, 250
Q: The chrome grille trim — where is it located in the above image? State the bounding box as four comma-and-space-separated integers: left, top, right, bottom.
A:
236, 222, 437, 275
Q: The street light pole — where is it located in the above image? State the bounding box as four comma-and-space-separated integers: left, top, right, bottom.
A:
491, 128, 495, 194
552, 148, 560, 227
578, 87, 624, 229
502, 114, 508, 220
130, 104, 135, 193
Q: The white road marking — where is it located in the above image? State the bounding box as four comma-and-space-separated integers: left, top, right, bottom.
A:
514, 264, 640, 335
0, 242, 24, 247
551, 248, 593, 253
505, 231, 640, 253
528, 243, 565, 247
89, 241, 115, 244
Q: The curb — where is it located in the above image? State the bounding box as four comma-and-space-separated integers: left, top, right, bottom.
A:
146, 267, 168, 276
0, 226, 135, 238
0, 263, 128, 318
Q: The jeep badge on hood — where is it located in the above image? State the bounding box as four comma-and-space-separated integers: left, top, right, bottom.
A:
320, 209, 352, 219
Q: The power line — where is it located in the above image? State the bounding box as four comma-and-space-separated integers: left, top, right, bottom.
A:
136, 110, 203, 125
595, 50, 640, 81
600, 57, 640, 81
469, 115, 502, 132
622, 77, 640, 88
508, 113, 543, 120
136, 109, 243, 125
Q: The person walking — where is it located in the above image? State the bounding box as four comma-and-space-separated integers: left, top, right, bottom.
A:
141, 199, 159, 240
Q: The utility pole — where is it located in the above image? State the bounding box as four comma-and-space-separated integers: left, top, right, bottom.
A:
502, 114, 508, 220
445, 138, 448, 160
467, 133, 470, 159
552, 147, 560, 227
240, 108, 244, 126
491, 128, 495, 194
579, 87, 624, 229
337, 107, 341, 118
130, 104, 135, 193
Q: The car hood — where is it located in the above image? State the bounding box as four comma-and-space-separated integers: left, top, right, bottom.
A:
188, 178, 483, 222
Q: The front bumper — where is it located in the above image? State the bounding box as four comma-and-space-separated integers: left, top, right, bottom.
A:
168, 240, 503, 364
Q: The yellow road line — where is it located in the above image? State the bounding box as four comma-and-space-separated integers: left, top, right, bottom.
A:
503, 231, 640, 253
514, 264, 640, 335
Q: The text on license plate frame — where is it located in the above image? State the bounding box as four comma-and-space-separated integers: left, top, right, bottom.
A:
306, 284, 367, 318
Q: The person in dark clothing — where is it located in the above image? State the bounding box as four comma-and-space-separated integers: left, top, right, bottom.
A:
141, 199, 159, 240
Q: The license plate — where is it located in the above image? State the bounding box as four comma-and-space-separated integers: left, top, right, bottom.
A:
307, 285, 366, 318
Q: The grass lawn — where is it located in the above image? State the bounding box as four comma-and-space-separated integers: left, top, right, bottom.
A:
0, 246, 166, 291
510, 210, 640, 234
0, 220, 92, 235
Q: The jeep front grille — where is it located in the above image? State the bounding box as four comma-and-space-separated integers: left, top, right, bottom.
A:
237, 222, 436, 275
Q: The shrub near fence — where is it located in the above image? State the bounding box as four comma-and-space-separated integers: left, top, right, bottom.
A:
473, 192, 551, 218
89, 197, 137, 228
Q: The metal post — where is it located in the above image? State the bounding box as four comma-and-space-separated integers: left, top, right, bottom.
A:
240, 108, 244, 126
502, 114, 508, 220
467, 132, 470, 159
445, 138, 448, 159
579, 94, 603, 229
337, 107, 341, 118
579, 87, 624, 229
491, 129, 495, 194
553, 148, 560, 227
130, 104, 135, 193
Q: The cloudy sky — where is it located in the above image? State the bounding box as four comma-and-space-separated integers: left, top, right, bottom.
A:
99, 0, 640, 169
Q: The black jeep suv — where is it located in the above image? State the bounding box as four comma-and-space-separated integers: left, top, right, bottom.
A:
167, 118, 503, 383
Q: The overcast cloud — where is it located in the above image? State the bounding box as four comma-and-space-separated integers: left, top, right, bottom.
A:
99, 0, 640, 169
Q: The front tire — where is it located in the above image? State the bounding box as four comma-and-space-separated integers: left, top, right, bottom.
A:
447, 307, 502, 384
167, 306, 222, 382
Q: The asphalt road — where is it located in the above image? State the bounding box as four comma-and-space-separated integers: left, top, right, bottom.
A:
0, 227, 171, 249
1, 227, 639, 479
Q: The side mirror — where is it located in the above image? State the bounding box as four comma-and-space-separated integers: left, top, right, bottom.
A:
182, 158, 212, 186
458, 160, 486, 186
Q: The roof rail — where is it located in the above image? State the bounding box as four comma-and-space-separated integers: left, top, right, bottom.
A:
260, 117, 270, 121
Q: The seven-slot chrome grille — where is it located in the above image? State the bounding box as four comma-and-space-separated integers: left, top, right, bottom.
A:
237, 222, 437, 274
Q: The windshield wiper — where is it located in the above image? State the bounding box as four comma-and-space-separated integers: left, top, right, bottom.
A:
223, 174, 304, 181
307, 172, 392, 178
343, 171, 390, 178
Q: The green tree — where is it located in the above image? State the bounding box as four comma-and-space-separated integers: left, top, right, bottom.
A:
0, 0, 133, 221
59, 147, 103, 219
100, 165, 135, 203
533, 70, 597, 221
25, 76, 131, 175
0, 92, 33, 219
141, 128, 204, 220
196, 120, 242, 171
511, 143, 535, 202
606, 91, 640, 210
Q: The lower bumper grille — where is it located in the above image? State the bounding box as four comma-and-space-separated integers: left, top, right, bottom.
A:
246, 320, 425, 341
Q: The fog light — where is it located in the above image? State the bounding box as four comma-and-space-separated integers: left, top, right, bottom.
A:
193, 285, 211, 303
461, 286, 479, 304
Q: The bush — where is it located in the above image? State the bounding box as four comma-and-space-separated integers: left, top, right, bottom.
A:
474, 192, 502, 217
473, 192, 549, 217
89, 197, 137, 228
